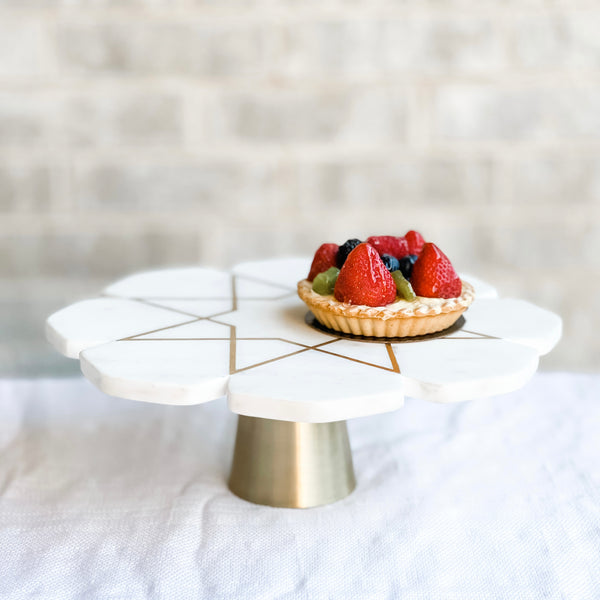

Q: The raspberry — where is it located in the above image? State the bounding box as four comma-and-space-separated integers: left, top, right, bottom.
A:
405, 230, 425, 255
366, 236, 409, 259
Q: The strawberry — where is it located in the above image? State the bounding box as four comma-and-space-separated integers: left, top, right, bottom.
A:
334, 243, 397, 306
366, 235, 409, 259
405, 230, 425, 255
411, 242, 461, 299
308, 243, 339, 281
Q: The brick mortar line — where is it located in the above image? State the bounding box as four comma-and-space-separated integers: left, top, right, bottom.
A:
1, 7, 599, 21
3, 144, 600, 163
0, 220, 588, 238
4, 73, 600, 91
0, 205, 597, 230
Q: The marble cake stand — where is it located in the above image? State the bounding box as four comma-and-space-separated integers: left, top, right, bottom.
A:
46, 258, 562, 508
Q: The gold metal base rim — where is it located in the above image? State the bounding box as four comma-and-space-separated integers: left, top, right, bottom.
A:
228, 415, 356, 508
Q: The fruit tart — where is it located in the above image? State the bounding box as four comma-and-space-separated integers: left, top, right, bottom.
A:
297, 231, 475, 338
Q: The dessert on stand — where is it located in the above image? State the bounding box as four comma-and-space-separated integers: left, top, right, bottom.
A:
46, 232, 562, 508
298, 233, 475, 337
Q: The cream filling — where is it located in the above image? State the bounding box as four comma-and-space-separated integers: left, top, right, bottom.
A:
298, 279, 474, 318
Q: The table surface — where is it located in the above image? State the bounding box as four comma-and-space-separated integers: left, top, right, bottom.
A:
1, 373, 599, 600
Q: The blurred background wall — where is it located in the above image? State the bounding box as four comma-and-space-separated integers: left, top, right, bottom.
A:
0, 0, 598, 375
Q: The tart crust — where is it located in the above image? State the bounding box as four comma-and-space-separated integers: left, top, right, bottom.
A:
297, 279, 475, 338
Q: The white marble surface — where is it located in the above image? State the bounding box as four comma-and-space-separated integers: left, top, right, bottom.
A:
461, 298, 562, 355
228, 349, 404, 422
81, 340, 230, 406
104, 267, 233, 299
46, 259, 562, 422
46, 298, 194, 359
396, 338, 539, 403
458, 273, 498, 299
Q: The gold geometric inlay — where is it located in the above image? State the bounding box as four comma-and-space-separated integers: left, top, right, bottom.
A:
113, 273, 497, 377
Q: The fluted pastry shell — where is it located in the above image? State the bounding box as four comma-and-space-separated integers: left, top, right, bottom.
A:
297, 279, 475, 338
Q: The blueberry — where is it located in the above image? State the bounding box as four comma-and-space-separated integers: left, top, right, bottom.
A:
380, 253, 400, 272
399, 254, 418, 279
336, 239, 362, 268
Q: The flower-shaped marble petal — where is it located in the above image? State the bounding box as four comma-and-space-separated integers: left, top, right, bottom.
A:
46, 259, 561, 423
46, 298, 196, 359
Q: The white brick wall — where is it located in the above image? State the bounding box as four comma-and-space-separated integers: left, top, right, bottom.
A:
0, 1, 598, 373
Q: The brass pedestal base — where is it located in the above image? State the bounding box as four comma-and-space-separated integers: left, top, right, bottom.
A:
228, 415, 356, 508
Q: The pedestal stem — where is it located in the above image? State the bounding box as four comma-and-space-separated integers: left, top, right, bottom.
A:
228, 415, 356, 508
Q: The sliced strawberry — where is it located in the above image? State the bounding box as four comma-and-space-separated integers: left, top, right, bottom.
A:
307, 243, 339, 281
334, 243, 397, 307
411, 242, 461, 299
366, 235, 409, 259
405, 230, 425, 255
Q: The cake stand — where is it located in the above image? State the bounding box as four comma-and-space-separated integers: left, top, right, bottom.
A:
46, 258, 562, 508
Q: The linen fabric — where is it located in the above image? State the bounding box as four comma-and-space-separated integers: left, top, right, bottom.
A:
1, 373, 599, 599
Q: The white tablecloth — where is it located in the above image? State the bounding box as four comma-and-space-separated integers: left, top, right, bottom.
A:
1, 373, 599, 599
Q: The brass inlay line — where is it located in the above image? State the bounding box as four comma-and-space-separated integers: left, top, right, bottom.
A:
231, 275, 238, 312
273, 337, 341, 349
385, 343, 400, 373
101, 292, 211, 320
135, 296, 232, 301
206, 317, 233, 328
298, 337, 398, 374
205, 309, 235, 319
459, 329, 500, 340
126, 337, 311, 342
229, 324, 237, 375
127, 337, 231, 341
133, 295, 293, 301
132, 298, 202, 318
118, 317, 201, 341
438, 336, 493, 340
129, 296, 232, 301
110, 274, 504, 379
234, 273, 296, 293
229, 338, 341, 375
234, 347, 312, 374
311, 346, 397, 373
137, 301, 235, 320
309, 338, 343, 349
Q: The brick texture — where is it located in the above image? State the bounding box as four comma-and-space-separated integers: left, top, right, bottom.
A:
0, 3, 598, 373
66, 92, 183, 147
